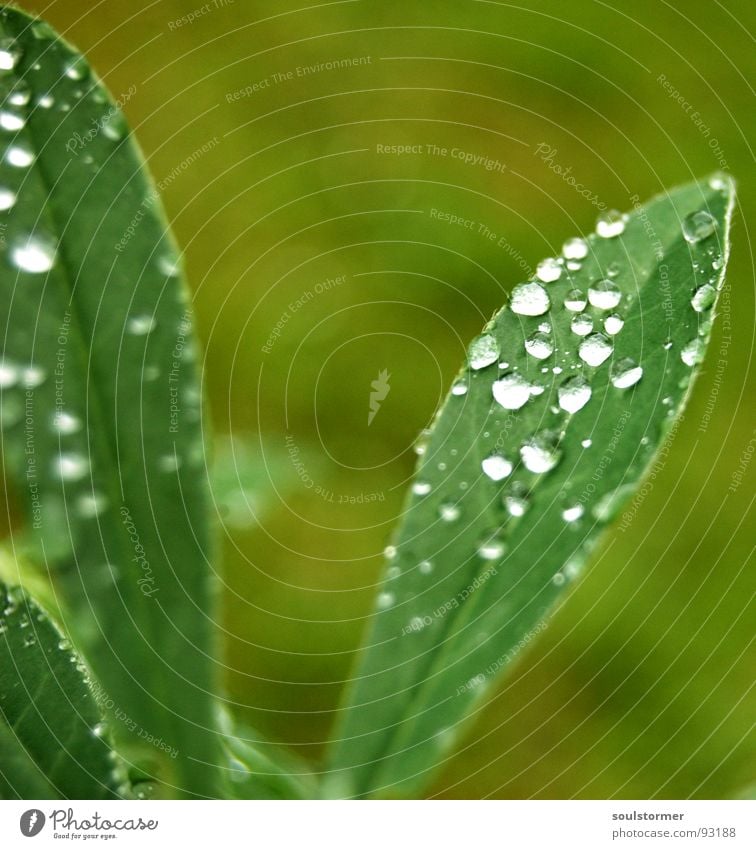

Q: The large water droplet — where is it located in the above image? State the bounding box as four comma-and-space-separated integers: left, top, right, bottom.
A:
53, 453, 89, 481
536, 257, 562, 283
524, 331, 553, 360
5, 141, 34, 167
412, 480, 431, 496
0, 39, 22, 73
0, 186, 16, 210
596, 209, 625, 238
603, 313, 624, 335
564, 289, 587, 312
571, 313, 594, 337
562, 504, 584, 523
451, 378, 468, 396
588, 279, 622, 310
682, 210, 717, 244
10, 234, 57, 273
680, 338, 704, 367
558, 375, 592, 413
481, 453, 513, 481
478, 534, 506, 560
0, 109, 25, 131
578, 333, 613, 366
562, 237, 588, 260
0, 359, 19, 388
439, 501, 461, 522
510, 282, 550, 316
520, 431, 561, 474
691, 283, 716, 312
468, 333, 500, 370
492, 373, 531, 410
611, 358, 643, 389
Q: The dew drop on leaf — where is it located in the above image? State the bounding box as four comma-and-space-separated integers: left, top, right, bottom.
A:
536, 257, 562, 283
571, 313, 594, 337
520, 431, 562, 473
510, 282, 550, 316
53, 453, 89, 481
477, 534, 506, 560
682, 210, 717, 243
561, 504, 584, 523
563, 289, 587, 312
603, 313, 624, 335
596, 209, 625, 238
504, 482, 530, 517
492, 373, 531, 410
524, 331, 553, 360
0, 38, 22, 72
562, 237, 588, 260
578, 333, 613, 366
53, 411, 82, 434
611, 358, 643, 389
451, 378, 468, 396
412, 480, 431, 496
680, 338, 704, 367
5, 141, 34, 167
691, 283, 716, 312
468, 333, 500, 370
481, 453, 513, 481
439, 502, 461, 522
127, 315, 156, 336
10, 234, 57, 272
558, 375, 592, 413
0, 186, 16, 210
587, 279, 622, 310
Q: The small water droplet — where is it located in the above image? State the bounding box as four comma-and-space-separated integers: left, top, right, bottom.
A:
596, 209, 625, 238
562, 237, 588, 260
412, 480, 432, 496
158, 254, 180, 277
680, 338, 704, 367
377, 591, 395, 610
384, 545, 397, 560
536, 257, 562, 283
451, 378, 468, 396
603, 313, 624, 335
571, 313, 594, 337
510, 281, 550, 316
78, 491, 108, 518
524, 331, 553, 360
439, 501, 461, 522
10, 233, 57, 273
92, 721, 107, 738
5, 141, 34, 167
520, 431, 561, 474
691, 283, 716, 312
611, 358, 643, 389
64, 54, 90, 81
127, 315, 156, 336
158, 454, 182, 472
588, 279, 622, 310
413, 428, 431, 456
468, 333, 500, 370
419, 560, 433, 575
558, 375, 592, 413
504, 482, 530, 517
564, 289, 587, 312
0, 38, 22, 73
578, 333, 613, 367
0, 359, 19, 388
37, 92, 54, 109
478, 534, 506, 560
492, 373, 531, 410
581, 438, 592, 448
481, 453, 513, 481
102, 111, 128, 142
53, 411, 82, 434
53, 453, 89, 481
23, 634, 37, 647
682, 210, 717, 244
5, 79, 31, 106
562, 504, 584, 523
0, 109, 24, 131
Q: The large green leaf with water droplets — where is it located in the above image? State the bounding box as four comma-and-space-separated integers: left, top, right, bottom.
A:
0, 581, 124, 798
327, 176, 736, 797
0, 7, 219, 796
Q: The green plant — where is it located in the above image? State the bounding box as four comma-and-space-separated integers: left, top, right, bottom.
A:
0, 6, 736, 799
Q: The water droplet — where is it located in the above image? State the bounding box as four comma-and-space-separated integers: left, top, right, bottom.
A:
536, 257, 562, 283
0, 359, 19, 388
439, 501, 461, 522
596, 209, 625, 238
10, 233, 57, 273
611, 358, 643, 389
468, 333, 500, 370
419, 560, 433, 575
413, 428, 431, 456
127, 315, 156, 336
504, 482, 529, 517
0, 109, 24, 131
0, 38, 22, 73
53, 411, 82, 434
708, 173, 729, 192
603, 313, 624, 335
78, 492, 108, 518
524, 331, 553, 360
0, 186, 16, 211
53, 453, 89, 481
5, 141, 34, 167
520, 431, 561, 474
64, 54, 90, 81
510, 281, 550, 316
158, 254, 180, 277
492, 373, 531, 410
5, 79, 31, 106
587, 279, 622, 310
102, 111, 128, 142
158, 454, 182, 473
691, 283, 716, 312
682, 210, 717, 244
408, 615, 427, 632
538, 322, 551, 333
384, 545, 397, 560
92, 721, 107, 738
481, 453, 513, 481
377, 591, 395, 610
562, 237, 588, 260
412, 480, 431, 496
558, 375, 592, 413
562, 504, 584, 523
37, 92, 54, 109
581, 438, 592, 448
478, 534, 506, 560
23, 634, 37, 647
564, 289, 587, 312
451, 378, 468, 396
680, 338, 704, 367
571, 313, 594, 337
578, 333, 613, 367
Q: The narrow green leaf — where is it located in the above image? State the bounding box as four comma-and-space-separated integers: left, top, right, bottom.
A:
327, 176, 736, 797
0, 8, 219, 795
0, 581, 123, 799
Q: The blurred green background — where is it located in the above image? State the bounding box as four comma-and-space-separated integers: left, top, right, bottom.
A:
13, 0, 754, 798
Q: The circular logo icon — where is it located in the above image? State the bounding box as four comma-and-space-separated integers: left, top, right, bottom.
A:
20, 810, 45, 837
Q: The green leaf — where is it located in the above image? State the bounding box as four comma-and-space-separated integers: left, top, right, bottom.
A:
0, 8, 219, 795
326, 175, 736, 797
0, 581, 124, 799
